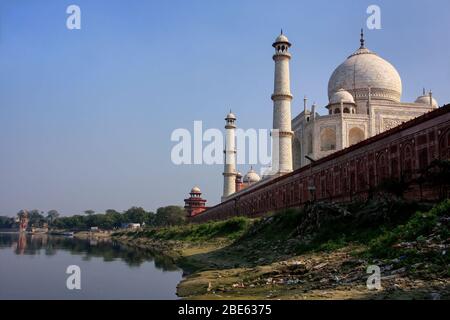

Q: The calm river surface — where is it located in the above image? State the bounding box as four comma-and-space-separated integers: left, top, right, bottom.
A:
0, 232, 183, 299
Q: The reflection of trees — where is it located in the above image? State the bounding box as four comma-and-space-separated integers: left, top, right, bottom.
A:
0, 233, 179, 272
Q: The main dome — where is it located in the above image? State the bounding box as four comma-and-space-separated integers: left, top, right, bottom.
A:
328, 46, 402, 103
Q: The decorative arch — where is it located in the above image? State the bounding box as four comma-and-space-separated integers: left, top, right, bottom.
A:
439, 127, 450, 159
348, 127, 365, 146
376, 152, 388, 182
320, 128, 337, 151
307, 132, 313, 155
402, 143, 414, 178
292, 137, 302, 169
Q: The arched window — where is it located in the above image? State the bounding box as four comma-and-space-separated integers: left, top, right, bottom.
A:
292, 137, 302, 169
344, 108, 350, 113
320, 128, 337, 151
307, 133, 313, 154
348, 127, 365, 146
403, 144, 413, 178
439, 129, 450, 159
334, 108, 341, 114
377, 153, 388, 182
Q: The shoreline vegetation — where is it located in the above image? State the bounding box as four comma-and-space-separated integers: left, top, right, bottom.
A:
113, 198, 450, 300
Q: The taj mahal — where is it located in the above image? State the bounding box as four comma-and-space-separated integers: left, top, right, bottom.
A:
185, 29, 440, 215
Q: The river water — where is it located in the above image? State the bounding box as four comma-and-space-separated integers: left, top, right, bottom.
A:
0, 232, 183, 299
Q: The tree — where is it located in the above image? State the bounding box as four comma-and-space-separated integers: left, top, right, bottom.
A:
153, 206, 185, 227
28, 209, 46, 227
123, 207, 149, 224
0, 216, 14, 229
46, 210, 60, 226
84, 210, 95, 216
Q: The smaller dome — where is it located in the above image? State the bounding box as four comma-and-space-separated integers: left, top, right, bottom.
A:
329, 89, 355, 105
274, 34, 289, 44
273, 31, 291, 48
226, 112, 236, 120
243, 168, 261, 184
415, 94, 438, 108
190, 186, 201, 194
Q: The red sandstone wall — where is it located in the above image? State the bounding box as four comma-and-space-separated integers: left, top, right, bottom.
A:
192, 105, 450, 223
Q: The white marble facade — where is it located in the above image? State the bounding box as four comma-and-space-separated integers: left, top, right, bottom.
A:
220, 31, 438, 203
292, 32, 438, 169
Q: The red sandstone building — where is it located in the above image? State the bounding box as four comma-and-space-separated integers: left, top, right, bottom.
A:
188, 104, 450, 223
184, 187, 208, 218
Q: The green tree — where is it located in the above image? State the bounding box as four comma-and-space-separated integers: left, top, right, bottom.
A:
153, 206, 185, 227
28, 209, 46, 227
0, 216, 14, 229
46, 210, 60, 226
124, 207, 149, 224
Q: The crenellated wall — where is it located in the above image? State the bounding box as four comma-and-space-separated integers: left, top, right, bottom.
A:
191, 104, 450, 223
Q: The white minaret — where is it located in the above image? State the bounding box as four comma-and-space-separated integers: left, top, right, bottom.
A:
222, 111, 237, 201
271, 31, 293, 174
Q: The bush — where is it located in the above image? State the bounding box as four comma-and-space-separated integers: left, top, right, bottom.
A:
142, 217, 253, 242
367, 199, 450, 258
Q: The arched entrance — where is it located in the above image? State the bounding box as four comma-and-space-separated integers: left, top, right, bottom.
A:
348, 127, 365, 146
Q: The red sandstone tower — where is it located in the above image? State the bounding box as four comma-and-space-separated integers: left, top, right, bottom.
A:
235, 172, 244, 192
184, 187, 208, 218
18, 210, 29, 233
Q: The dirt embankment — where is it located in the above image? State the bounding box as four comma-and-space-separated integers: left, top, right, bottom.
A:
74, 230, 113, 240
114, 199, 450, 300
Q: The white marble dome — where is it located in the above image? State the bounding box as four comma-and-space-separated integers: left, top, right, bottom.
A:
243, 168, 261, 184
415, 94, 438, 108
226, 112, 236, 120
329, 88, 355, 105
274, 33, 289, 44
328, 47, 402, 103
190, 186, 201, 194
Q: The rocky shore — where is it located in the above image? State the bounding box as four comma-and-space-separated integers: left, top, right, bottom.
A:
113, 199, 450, 300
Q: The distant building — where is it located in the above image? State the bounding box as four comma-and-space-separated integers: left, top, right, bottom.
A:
90, 227, 99, 231
121, 223, 141, 230
184, 187, 208, 217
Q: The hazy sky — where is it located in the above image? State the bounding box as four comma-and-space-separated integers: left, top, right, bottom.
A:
0, 0, 449, 216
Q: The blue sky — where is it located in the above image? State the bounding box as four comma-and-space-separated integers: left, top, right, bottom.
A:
0, 0, 449, 216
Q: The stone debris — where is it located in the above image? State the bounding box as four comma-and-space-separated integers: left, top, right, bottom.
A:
232, 282, 245, 288
313, 262, 328, 270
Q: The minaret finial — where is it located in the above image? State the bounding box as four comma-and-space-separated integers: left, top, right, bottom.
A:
281, 28, 283, 35
360, 28, 365, 48
423, 88, 426, 96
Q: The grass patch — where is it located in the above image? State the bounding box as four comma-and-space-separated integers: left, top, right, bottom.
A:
136, 217, 254, 242
367, 199, 450, 260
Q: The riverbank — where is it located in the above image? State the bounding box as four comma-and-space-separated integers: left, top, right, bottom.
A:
113, 198, 450, 300
73, 230, 113, 240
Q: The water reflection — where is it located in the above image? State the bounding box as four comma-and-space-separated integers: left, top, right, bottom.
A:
0, 232, 179, 272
